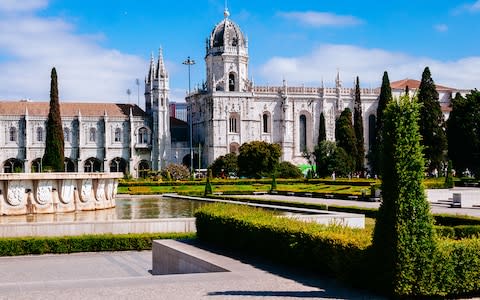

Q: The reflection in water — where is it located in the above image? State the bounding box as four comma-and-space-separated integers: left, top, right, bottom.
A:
0, 197, 208, 224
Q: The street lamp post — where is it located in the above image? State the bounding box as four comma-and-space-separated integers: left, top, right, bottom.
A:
183, 56, 195, 175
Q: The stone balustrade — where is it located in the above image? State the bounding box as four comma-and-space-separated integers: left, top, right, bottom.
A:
0, 173, 123, 215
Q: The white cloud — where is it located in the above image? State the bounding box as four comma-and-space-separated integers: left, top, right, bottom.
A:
453, 1, 480, 14
0, 0, 48, 13
257, 44, 480, 90
0, 2, 145, 103
434, 24, 448, 32
278, 11, 363, 27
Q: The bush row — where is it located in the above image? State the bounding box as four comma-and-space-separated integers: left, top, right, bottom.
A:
195, 203, 371, 283
0, 233, 195, 256
195, 203, 480, 297
119, 178, 376, 187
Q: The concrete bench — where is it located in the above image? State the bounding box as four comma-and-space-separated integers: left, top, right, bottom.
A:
286, 192, 295, 196
252, 191, 267, 195
452, 192, 479, 208
324, 194, 334, 199
304, 193, 312, 197
212, 192, 223, 195
347, 195, 359, 200
464, 182, 479, 187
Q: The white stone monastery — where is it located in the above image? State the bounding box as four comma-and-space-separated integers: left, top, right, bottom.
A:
0, 8, 469, 177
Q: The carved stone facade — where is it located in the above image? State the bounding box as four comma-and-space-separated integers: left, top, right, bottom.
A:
187, 11, 469, 168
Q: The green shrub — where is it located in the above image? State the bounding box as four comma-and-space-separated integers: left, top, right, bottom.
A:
276, 161, 303, 178
371, 95, 437, 297
195, 203, 371, 282
0, 233, 195, 256
161, 163, 189, 180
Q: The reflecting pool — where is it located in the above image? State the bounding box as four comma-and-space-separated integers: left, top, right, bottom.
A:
0, 197, 208, 224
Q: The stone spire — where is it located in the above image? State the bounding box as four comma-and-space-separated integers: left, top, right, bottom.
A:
156, 46, 167, 78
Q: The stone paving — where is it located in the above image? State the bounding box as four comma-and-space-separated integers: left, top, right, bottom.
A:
0, 243, 384, 300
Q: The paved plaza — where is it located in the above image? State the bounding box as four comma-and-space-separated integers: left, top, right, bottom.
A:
0, 242, 383, 300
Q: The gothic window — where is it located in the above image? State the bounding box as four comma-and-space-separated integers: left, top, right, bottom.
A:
138, 127, 149, 144
9, 127, 17, 142
36, 127, 43, 142
64, 127, 70, 142
262, 113, 270, 133
89, 127, 96, 142
368, 114, 376, 148
229, 113, 239, 133
229, 73, 235, 92
114, 128, 122, 142
299, 115, 307, 152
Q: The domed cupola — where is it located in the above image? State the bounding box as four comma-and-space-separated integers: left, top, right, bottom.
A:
208, 9, 247, 52
205, 8, 250, 93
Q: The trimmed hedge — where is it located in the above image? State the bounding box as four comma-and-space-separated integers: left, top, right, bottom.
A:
0, 233, 195, 256
195, 203, 371, 283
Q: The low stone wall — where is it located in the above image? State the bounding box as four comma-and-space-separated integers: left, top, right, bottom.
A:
0, 218, 196, 237
0, 173, 122, 215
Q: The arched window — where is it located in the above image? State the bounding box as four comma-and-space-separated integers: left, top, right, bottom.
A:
138, 160, 150, 178
299, 115, 307, 152
229, 73, 235, 92
368, 114, 376, 148
84, 157, 101, 172
89, 127, 96, 142
114, 127, 122, 142
36, 127, 43, 142
138, 127, 149, 144
9, 127, 17, 142
64, 127, 70, 142
229, 113, 239, 133
262, 113, 270, 133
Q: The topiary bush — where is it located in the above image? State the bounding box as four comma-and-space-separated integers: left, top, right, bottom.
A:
276, 161, 303, 178
371, 95, 437, 297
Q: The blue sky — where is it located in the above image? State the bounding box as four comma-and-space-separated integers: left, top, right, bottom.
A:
1, 0, 479, 106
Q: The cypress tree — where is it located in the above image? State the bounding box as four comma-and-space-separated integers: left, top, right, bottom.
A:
371, 95, 436, 296
335, 108, 356, 174
417, 67, 447, 172
318, 112, 326, 144
369, 71, 392, 175
353, 76, 365, 172
43, 67, 65, 172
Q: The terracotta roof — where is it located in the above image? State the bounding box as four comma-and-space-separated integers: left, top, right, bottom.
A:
0, 101, 145, 117
390, 79, 453, 91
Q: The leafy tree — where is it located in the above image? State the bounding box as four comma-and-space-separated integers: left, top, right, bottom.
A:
446, 90, 480, 177
369, 71, 392, 175
209, 153, 238, 177
371, 95, 436, 296
314, 140, 353, 178
353, 76, 365, 172
237, 141, 281, 178
318, 112, 326, 144
43, 67, 65, 172
161, 163, 190, 180
335, 108, 357, 174
417, 66, 447, 171
276, 161, 303, 178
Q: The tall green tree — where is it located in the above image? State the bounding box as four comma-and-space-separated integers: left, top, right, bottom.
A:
417, 67, 447, 171
369, 71, 392, 175
318, 112, 326, 144
237, 141, 281, 178
43, 67, 65, 172
353, 76, 365, 172
447, 91, 480, 176
335, 108, 357, 174
209, 153, 238, 177
371, 95, 436, 296
314, 140, 353, 177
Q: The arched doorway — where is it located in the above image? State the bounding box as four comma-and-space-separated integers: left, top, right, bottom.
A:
3, 158, 23, 173
110, 157, 127, 174
31, 158, 42, 173
64, 158, 75, 172
138, 160, 150, 178
84, 157, 102, 172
